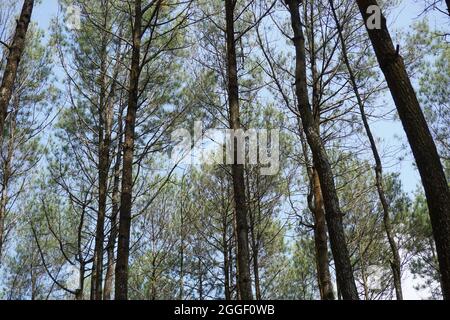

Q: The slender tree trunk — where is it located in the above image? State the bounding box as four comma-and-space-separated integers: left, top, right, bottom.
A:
286, 0, 359, 300
301, 129, 335, 300
249, 215, 261, 300
0, 0, 34, 137
329, 0, 402, 300
222, 204, 231, 300
246, 170, 262, 300
198, 256, 204, 300
223, 236, 231, 300
103, 104, 124, 300
233, 210, 241, 300
115, 0, 142, 300
0, 106, 16, 263
355, 0, 450, 299
311, 168, 335, 300
91, 13, 112, 299
304, 2, 335, 300
224, 0, 253, 300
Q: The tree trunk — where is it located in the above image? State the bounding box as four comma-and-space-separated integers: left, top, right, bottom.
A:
286, 0, 359, 300
329, 0, 402, 300
0, 0, 34, 137
91, 12, 112, 299
224, 0, 253, 300
115, 0, 142, 300
103, 104, 124, 300
355, 0, 450, 300
311, 169, 335, 300
222, 204, 231, 300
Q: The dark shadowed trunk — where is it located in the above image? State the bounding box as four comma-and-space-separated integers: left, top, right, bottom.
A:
286, 0, 359, 300
115, 0, 142, 301
356, 0, 450, 300
329, 0, 402, 300
224, 0, 253, 300
0, 0, 34, 137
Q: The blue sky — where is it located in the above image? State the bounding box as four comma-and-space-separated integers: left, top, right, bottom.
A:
32, 0, 445, 195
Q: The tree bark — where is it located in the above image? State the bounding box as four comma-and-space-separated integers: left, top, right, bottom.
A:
224, 0, 253, 300
355, 0, 450, 300
0, 0, 34, 137
329, 0, 402, 300
115, 0, 142, 300
311, 169, 335, 300
286, 0, 359, 300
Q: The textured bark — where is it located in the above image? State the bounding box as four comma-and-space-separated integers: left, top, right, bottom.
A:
329, 0, 402, 299
224, 0, 253, 300
286, 0, 359, 300
356, 0, 450, 300
115, 0, 142, 300
311, 169, 335, 300
0, 0, 34, 137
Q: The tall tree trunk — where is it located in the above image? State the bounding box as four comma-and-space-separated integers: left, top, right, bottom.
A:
304, 2, 335, 300
355, 0, 450, 300
311, 169, 335, 300
329, 0, 403, 300
91, 11, 112, 299
246, 170, 262, 300
300, 126, 335, 300
103, 104, 124, 300
0, 0, 34, 137
224, 0, 253, 300
286, 0, 359, 300
115, 0, 142, 300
